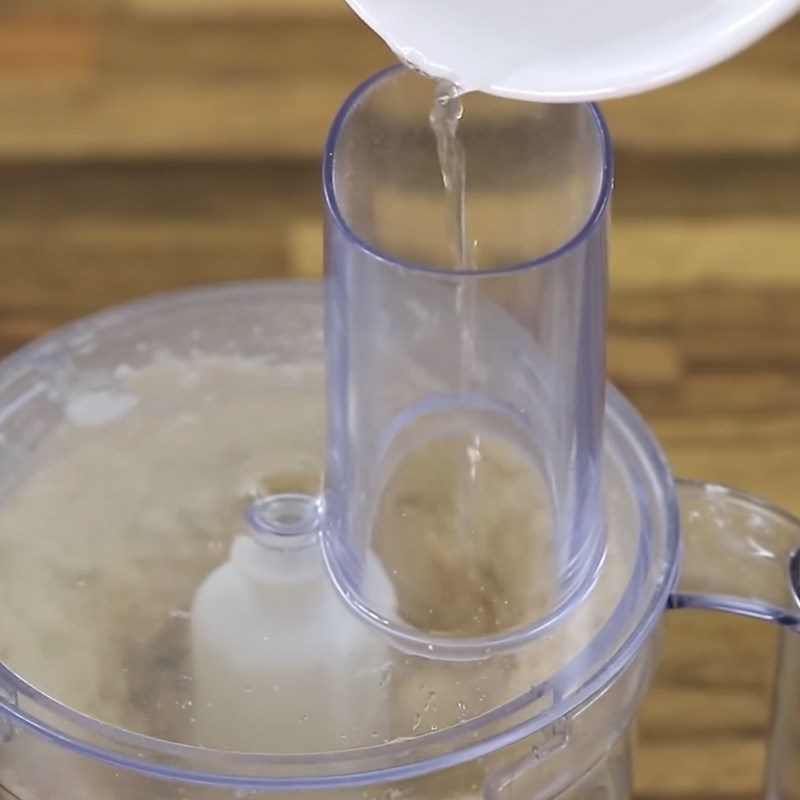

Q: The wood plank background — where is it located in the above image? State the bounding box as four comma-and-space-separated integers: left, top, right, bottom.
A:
0, 2, 798, 798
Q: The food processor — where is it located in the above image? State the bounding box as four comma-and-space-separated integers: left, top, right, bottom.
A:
0, 67, 797, 800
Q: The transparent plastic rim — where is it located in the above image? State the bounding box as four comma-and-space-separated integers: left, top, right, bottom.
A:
322, 65, 614, 279
0, 282, 680, 790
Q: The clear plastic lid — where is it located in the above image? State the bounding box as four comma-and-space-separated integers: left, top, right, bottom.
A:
0, 283, 678, 785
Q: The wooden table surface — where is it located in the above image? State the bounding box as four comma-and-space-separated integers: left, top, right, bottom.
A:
0, 3, 798, 798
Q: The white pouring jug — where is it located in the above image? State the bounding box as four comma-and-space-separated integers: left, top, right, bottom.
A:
344, 0, 799, 100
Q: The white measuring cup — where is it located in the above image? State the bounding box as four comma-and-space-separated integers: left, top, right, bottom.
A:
344, 0, 799, 100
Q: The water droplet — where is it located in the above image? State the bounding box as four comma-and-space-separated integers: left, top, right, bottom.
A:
378, 665, 392, 688
412, 714, 422, 733
298, 715, 309, 724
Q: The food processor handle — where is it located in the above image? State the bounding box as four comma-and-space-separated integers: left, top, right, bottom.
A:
671, 479, 800, 800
